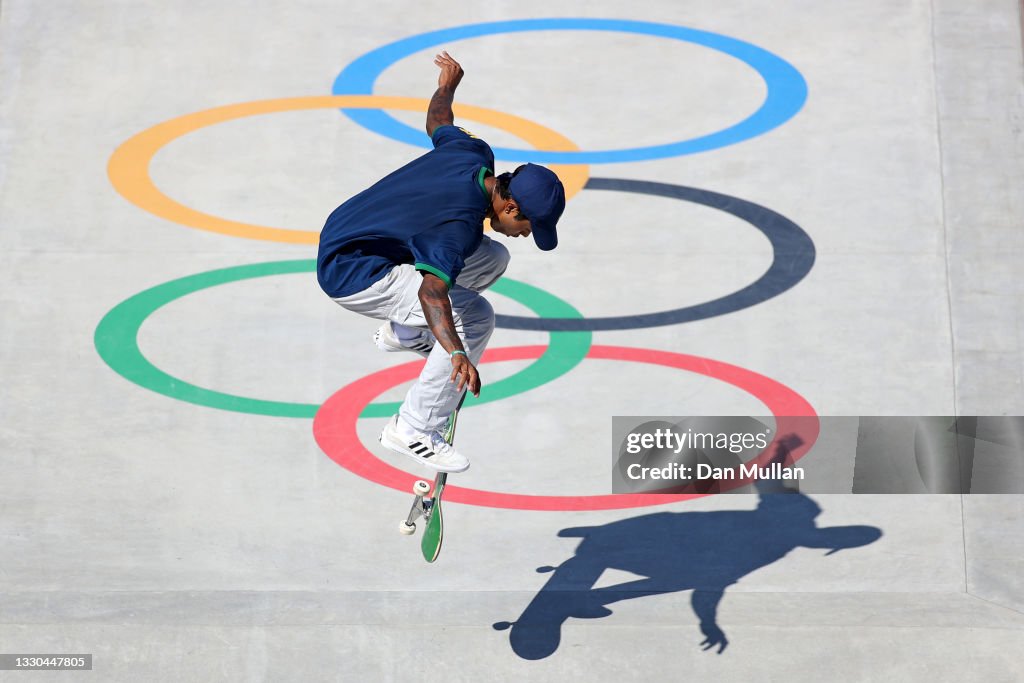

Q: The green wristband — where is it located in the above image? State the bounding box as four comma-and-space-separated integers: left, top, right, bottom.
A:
450, 350, 468, 358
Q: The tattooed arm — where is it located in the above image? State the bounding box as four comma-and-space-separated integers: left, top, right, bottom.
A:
418, 273, 481, 396
426, 51, 464, 137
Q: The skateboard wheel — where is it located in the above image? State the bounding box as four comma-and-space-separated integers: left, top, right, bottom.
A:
399, 521, 416, 535
413, 480, 431, 495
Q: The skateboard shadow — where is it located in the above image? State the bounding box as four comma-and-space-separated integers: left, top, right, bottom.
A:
493, 436, 883, 660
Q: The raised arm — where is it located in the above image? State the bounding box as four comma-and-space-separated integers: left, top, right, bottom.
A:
692, 589, 729, 653
426, 51, 464, 137
418, 273, 481, 396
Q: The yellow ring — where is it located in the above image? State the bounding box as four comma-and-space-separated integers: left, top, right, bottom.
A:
107, 96, 590, 244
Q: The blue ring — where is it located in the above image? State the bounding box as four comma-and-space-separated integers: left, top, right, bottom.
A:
331, 18, 807, 163
494, 177, 816, 331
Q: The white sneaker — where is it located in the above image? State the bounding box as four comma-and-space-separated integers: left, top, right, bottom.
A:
373, 321, 434, 358
379, 416, 470, 473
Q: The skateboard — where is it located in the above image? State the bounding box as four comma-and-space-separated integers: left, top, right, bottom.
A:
398, 402, 461, 562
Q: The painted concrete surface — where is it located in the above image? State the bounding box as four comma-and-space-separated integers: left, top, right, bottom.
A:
1, 0, 1022, 680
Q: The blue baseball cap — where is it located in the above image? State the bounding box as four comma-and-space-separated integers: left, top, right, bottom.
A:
509, 164, 565, 251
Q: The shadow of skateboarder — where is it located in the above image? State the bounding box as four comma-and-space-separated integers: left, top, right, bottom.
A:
494, 436, 883, 659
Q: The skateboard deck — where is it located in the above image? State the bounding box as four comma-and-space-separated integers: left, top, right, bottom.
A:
420, 472, 446, 562
420, 405, 459, 561
400, 398, 463, 563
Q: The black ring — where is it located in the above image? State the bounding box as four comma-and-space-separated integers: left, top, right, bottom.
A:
494, 177, 816, 332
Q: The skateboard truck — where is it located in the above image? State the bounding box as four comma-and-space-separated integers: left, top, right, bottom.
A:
398, 473, 444, 536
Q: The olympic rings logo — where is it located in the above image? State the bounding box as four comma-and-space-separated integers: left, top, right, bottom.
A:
107, 96, 590, 245
96, 19, 820, 511
333, 18, 808, 163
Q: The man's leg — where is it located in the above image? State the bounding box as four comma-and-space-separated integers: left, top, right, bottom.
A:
333, 237, 508, 432
397, 235, 509, 432
398, 288, 495, 433
393, 240, 509, 432
389, 234, 510, 344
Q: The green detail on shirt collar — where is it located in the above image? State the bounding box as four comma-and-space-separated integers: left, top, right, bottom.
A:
476, 166, 492, 202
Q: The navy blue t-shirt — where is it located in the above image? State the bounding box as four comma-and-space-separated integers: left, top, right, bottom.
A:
317, 125, 494, 298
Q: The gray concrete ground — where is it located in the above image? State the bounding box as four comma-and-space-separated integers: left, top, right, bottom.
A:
1, 0, 1022, 681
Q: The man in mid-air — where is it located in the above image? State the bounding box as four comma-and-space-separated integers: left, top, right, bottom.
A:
317, 52, 566, 474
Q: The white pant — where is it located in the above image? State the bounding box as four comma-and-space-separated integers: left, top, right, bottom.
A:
331, 235, 510, 433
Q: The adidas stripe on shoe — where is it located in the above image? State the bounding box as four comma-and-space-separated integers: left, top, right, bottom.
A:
373, 321, 435, 358
379, 415, 469, 473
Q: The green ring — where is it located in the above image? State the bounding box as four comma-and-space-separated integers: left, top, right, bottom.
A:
94, 260, 592, 418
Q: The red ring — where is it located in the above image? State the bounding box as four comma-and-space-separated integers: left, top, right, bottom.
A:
312, 345, 820, 511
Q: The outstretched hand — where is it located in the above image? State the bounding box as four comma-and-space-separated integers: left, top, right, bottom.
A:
450, 353, 481, 397
434, 51, 464, 91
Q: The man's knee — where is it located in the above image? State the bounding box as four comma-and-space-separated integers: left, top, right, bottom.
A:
459, 238, 510, 291
473, 241, 510, 291
473, 295, 496, 328
461, 294, 495, 336
488, 240, 511, 278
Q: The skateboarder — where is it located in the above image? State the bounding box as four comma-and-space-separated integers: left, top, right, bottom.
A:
317, 52, 566, 474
